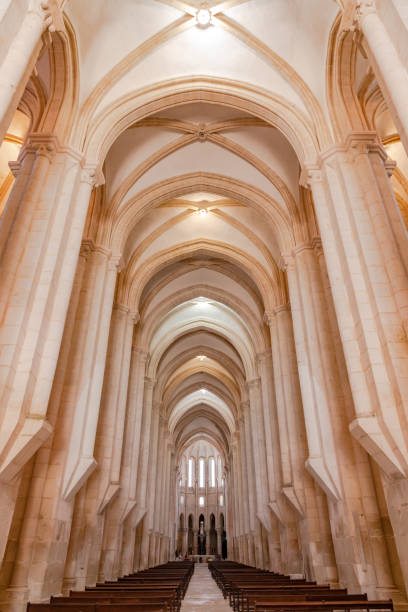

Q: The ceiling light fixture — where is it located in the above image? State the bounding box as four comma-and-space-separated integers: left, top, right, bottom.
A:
197, 355, 206, 361
196, 6, 212, 27
199, 208, 207, 217
201, 388, 207, 394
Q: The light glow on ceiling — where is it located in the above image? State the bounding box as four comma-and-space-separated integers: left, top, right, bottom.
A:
196, 7, 212, 27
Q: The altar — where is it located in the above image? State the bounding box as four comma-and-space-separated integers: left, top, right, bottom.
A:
189, 554, 216, 563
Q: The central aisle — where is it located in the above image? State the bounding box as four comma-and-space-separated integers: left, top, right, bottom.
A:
181, 563, 231, 612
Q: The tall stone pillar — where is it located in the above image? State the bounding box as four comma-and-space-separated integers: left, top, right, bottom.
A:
98, 346, 147, 580
354, 0, 408, 155
231, 440, 243, 560
134, 378, 155, 570
238, 410, 254, 564
264, 307, 304, 577
217, 527, 222, 556
61, 245, 119, 502
256, 351, 283, 573
284, 239, 397, 596
246, 377, 270, 567
152, 419, 167, 565
64, 305, 136, 587
0, 138, 97, 572
0, 140, 96, 486
308, 135, 408, 593
0, 243, 88, 612
145, 402, 160, 568
0, 1, 63, 142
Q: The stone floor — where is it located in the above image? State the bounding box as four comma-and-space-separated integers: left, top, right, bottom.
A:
181, 563, 231, 612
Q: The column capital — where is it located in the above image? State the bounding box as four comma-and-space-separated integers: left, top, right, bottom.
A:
152, 400, 162, 413
79, 238, 94, 260
80, 162, 105, 188
8, 160, 23, 178
356, 0, 377, 21
278, 252, 294, 271
108, 252, 122, 272
114, 303, 129, 315
264, 303, 290, 326
246, 377, 261, 390
338, 0, 376, 33
132, 346, 147, 362
263, 310, 274, 327
239, 403, 249, 418
318, 131, 388, 165
302, 164, 324, 188
144, 376, 155, 390
25, 133, 59, 161
274, 302, 291, 316
292, 241, 314, 258
291, 238, 322, 259
256, 349, 272, 363
29, 0, 65, 32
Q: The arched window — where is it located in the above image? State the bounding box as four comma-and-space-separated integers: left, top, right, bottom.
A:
219, 494, 224, 506
209, 457, 215, 487
199, 496, 205, 506
180, 495, 184, 505
188, 457, 194, 487
199, 458, 205, 488
217, 455, 222, 482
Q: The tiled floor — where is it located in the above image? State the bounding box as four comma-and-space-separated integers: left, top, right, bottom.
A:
181, 563, 231, 612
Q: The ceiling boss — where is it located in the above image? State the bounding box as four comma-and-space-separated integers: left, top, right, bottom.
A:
196, 3, 212, 27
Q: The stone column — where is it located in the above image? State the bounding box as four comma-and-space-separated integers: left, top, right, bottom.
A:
0, 138, 96, 567
145, 402, 160, 568
0, 1, 62, 142
231, 439, 243, 560
237, 412, 252, 564
134, 378, 155, 570
160, 441, 172, 563
61, 245, 119, 502
0, 244, 89, 611
355, 0, 408, 155
246, 377, 269, 567
98, 347, 147, 580
309, 136, 408, 592
182, 528, 188, 556
285, 238, 397, 595
284, 246, 342, 502
309, 136, 408, 477
153, 419, 166, 565
217, 528, 222, 557
63, 305, 136, 588
264, 307, 304, 577
256, 350, 284, 573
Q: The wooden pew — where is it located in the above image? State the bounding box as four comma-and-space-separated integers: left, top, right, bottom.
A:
208, 561, 394, 612
27, 561, 194, 612
253, 599, 393, 612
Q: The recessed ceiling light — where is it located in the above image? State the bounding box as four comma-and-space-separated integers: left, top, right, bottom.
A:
197, 355, 206, 361
201, 388, 207, 394
199, 208, 208, 216
196, 7, 212, 27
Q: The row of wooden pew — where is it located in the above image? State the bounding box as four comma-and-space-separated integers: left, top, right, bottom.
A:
208, 561, 394, 612
27, 561, 194, 612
